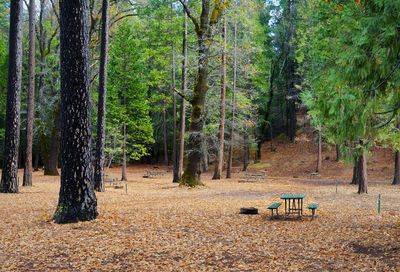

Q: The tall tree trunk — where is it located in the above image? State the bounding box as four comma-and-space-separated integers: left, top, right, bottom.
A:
392, 150, 400, 185
335, 144, 340, 162
256, 141, 262, 162
1, 0, 23, 193
23, 0, 36, 187
212, 18, 227, 180
177, 7, 187, 182
94, 0, 109, 192
44, 105, 61, 176
242, 129, 249, 172
121, 123, 127, 181
351, 157, 358, 185
162, 98, 169, 166
179, 0, 226, 186
180, 33, 210, 186
226, 22, 237, 179
357, 150, 368, 194
171, 12, 179, 182
285, 0, 297, 143
316, 129, 322, 173
54, 0, 98, 223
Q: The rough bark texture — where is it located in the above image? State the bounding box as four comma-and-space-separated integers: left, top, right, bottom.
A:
357, 151, 368, 194
177, 9, 187, 182
212, 18, 227, 180
316, 130, 322, 173
121, 123, 127, 181
162, 99, 169, 166
226, 22, 237, 179
44, 105, 61, 176
54, 0, 98, 223
94, 0, 109, 192
23, 0, 36, 187
351, 157, 358, 185
242, 130, 249, 172
1, 0, 23, 193
180, 0, 227, 186
180, 34, 209, 186
171, 35, 179, 183
392, 150, 400, 185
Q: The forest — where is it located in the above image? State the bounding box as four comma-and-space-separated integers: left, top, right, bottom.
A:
0, 0, 399, 270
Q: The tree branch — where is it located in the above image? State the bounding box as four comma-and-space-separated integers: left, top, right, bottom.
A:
179, 0, 200, 34
173, 87, 191, 103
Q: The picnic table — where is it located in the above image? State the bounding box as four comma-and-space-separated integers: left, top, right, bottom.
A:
281, 193, 306, 217
144, 170, 166, 178
243, 171, 266, 182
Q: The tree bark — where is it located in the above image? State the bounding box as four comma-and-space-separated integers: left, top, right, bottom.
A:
335, 144, 340, 162
351, 157, 358, 185
162, 98, 169, 166
1, 0, 23, 193
44, 105, 61, 176
171, 14, 179, 182
316, 129, 322, 173
23, 0, 36, 187
177, 8, 187, 182
226, 22, 237, 179
121, 123, 127, 181
392, 150, 400, 185
180, 0, 226, 186
212, 18, 227, 180
357, 150, 368, 194
94, 0, 109, 192
54, 0, 98, 223
242, 129, 249, 172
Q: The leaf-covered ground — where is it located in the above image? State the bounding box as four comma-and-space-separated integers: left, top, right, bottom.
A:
1, 140, 399, 271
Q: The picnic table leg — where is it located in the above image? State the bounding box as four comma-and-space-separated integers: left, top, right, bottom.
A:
284, 199, 288, 217
301, 199, 304, 216
298, 199, 301, 217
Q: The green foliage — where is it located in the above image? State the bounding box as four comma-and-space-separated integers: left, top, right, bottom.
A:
107, 20, 154, 162
297, 0, 400, 161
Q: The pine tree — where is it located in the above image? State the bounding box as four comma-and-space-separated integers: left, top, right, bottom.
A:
54, 0, 98, 223
1, 0, 24, 193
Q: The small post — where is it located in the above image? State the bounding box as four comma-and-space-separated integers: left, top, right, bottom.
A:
377, 193, 381, 214
335, 180, 338, 194
125, 183, 128, 194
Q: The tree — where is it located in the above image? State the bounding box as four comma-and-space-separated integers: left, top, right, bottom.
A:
94, 0, 110, 192
212, 17, 227, 180
179, 0, 228, 186
177, 6, 188, 182
23, 0, 36, 187
1, 0, 23, 193
107, 21, 154, 170
226, 21, 236, 179
54, 0, 98, 223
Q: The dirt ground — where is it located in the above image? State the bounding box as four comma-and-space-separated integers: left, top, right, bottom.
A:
1, 138, 400, 271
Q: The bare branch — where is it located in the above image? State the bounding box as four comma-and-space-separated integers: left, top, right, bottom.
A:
173, 87, 191, 103
179, 0, 200, 34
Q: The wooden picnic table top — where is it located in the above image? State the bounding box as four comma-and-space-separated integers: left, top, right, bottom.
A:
281, 193, 306, 199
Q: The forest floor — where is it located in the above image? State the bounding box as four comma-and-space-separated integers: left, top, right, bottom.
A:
1, 135, 400, 271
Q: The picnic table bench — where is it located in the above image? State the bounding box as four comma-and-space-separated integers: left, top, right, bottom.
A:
104, 176, 124, 188
267, 202, 282, 219
242, 171, 267, 182
143, 170, 166, 178
307, 203, 319, 219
